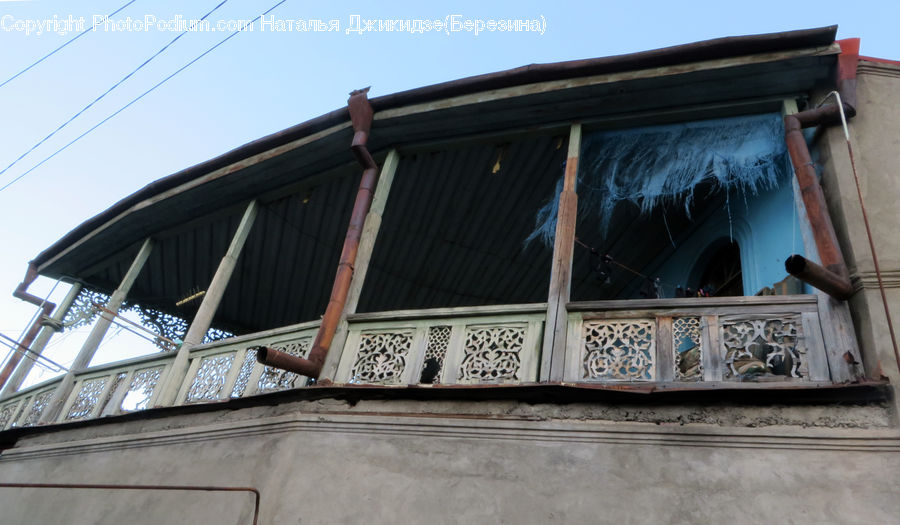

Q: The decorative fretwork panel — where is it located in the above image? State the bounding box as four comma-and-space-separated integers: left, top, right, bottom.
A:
582, 320, 655, 381
130, 307, 188, 350
257, 339, 311, 393
63, 288, 110, 331
99, 372, 128, 414
66, 377, 109, 420
22, 390, 54, 427
120, 367, 162, 412
231, 348, 257, 398
420, 325, 451, 383
10, 396, 31, 427
203, 327, 235, 344
350, 331, 413, 384
673, 317, 703, 381
458, 325, 526, 382
722, 317, 806, 379
186, 353, 235, 403
0, 402, 18, 429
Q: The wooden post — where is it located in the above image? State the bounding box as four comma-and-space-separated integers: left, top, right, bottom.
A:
782, 99, 863, 382
155, 200, 259, 406
542, 123, 582, 382
0, 283, 82, 399
39, 239, 153, 423
320, 150, 400, 381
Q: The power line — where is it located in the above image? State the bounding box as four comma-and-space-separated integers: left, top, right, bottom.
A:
0, 0, 288, 194
0, 0, 230, 179
0, 0, 139, 90
0, 332, 68, 373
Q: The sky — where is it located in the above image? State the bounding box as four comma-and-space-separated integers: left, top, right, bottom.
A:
0, 0, 898, 387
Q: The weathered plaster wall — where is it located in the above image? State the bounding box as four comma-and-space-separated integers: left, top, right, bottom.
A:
818, 61, 900, 399
0, 400, 898, 524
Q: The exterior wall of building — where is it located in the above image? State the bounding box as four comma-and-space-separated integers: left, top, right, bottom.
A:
0, 399, 898, 524
2, 52, 899, 525
818, 60, 900, 402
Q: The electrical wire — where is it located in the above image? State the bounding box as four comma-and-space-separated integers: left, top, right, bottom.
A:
0, 332, 68, 373
821, 91, 900, 374
0, 0, 139, 90
0, 0, 230, 179
0, 0, 289, 194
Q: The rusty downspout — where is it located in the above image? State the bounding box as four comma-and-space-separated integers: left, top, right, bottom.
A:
0, 264, 57, 390
256, 88, 378, 378
783, 38, 859, 301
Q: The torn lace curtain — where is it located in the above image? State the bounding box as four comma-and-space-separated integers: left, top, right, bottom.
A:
526, 112, 790, 246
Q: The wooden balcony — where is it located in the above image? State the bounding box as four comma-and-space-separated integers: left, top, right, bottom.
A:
0, 294, 864, 431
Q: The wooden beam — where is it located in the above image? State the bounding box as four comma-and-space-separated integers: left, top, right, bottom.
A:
155, 200, 259, 406
320, 150, 401, 381
374, 46, 839, 122
38, 239, 153, 423
542, 123, 582, 382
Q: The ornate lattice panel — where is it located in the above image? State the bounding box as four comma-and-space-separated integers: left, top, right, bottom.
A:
722, 317, 807, 379
673, 317, 703, 381
203, 327, 235, 344
120, 367, 162, 412
257, 339, 311, 393
231, 348, 257, 398
63, 288, 110, 331
22, 390, 54, 426
0, 402, 18, 429
420, 325, 451, 383
98, 372, 128, 415
458, 325, 526, 382
582, 320, 655, 381
186, 353, 236, 403
350, 331, 413, 384
10, 396, 31, 427
66, 377, 109, 420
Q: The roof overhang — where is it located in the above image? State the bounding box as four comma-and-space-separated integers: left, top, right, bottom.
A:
33, 26, 841, 281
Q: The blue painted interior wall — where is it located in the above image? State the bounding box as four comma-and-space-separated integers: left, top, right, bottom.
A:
638, 171, 806, 297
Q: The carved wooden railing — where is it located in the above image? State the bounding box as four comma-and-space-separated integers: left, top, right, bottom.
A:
0, 321, 320, 431
0, 296, 857, 431
334, 304, 546, 386
565, 295, 840, 385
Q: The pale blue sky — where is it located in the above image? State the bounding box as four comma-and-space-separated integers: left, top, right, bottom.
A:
1, 0, 898, 384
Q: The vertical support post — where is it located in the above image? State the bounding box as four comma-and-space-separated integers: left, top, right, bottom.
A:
0, 283, 82, 399
782, 99, 863, 382
320, 150, 400, 381
542, 123, 581, 382
155, 200, 259, 406
39, 239, 153, 423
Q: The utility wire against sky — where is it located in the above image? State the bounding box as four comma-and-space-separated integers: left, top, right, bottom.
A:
0, 0, 139, 91
0, 0, 289, 195
0, 0, 230, 180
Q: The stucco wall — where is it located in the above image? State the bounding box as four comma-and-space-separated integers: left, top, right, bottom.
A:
0, 399, 898, 524
818, 61, 900, 395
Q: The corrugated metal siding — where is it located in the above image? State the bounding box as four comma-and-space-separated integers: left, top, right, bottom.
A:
357, 133, 565, 312
214, 164, 359, 332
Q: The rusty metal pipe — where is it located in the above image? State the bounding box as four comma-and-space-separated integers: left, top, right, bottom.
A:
268, 88, 378, 379
781, 38, 858, 301
0, 264, 57, 390
254, 346, 319, 377
785, 255, 853, 300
